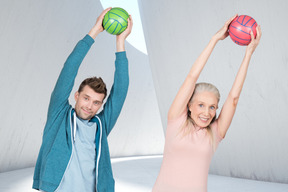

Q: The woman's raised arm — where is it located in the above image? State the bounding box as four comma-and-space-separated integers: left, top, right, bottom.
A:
217, 25, 262, 138
168, 15, 238, 120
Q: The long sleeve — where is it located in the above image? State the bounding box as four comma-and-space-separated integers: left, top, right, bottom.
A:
98, 51, 129, 135
45, 35, 94, 133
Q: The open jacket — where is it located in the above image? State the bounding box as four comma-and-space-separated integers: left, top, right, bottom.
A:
33, 35, 129, 192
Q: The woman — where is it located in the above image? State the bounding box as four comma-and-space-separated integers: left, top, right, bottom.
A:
152, 15, 262, 192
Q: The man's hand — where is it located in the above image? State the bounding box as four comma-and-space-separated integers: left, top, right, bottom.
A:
116, 15, 133, 52
88, 7, 112, 39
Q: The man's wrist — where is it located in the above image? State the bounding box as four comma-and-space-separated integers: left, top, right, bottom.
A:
116, 39, 125, 52
88, 27, 102, 39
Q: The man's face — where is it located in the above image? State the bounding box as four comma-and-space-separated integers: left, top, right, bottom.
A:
74, 85, 105, 120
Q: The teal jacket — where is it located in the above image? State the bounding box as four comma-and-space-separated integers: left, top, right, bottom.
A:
32, 35, 129, 192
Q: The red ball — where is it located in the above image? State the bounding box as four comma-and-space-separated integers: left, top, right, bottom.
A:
228, 15, 257, 46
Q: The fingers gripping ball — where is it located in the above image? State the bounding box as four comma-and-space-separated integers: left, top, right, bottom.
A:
229, 15, 257, 46
103, 7, 129, 35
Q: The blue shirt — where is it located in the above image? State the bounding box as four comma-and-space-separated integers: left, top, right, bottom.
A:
56, 115, 97, 192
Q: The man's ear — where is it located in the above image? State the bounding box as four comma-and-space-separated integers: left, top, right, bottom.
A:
74, 91, 79, 101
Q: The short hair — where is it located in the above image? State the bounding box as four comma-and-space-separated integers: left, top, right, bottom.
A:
78, 77, 107, 100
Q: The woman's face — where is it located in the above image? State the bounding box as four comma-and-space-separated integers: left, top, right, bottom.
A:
188, 91, 218, 128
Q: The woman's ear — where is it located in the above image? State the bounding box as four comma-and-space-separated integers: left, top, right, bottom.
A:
187, 102, 192, 111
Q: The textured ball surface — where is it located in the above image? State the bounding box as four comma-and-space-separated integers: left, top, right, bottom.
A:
228, 15, 257, 46
103, 7, 129, 35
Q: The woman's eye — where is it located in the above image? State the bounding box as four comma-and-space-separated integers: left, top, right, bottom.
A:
199, 104, 203, 107
210, 106, 215, 110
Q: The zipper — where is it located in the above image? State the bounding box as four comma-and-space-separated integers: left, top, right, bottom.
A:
95, 116, 102, 190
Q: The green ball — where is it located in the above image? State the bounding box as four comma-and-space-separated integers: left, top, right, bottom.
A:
103, 7, 129, 35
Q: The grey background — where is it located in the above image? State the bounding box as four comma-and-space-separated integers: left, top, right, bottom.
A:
0, 0, 287, 185
0, 0, 164, 173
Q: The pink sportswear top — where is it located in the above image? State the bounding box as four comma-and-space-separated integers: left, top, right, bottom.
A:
152, 111, 223, 192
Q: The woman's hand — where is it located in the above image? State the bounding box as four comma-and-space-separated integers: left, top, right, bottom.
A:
213, 14, 238, 41
246, 25, 262, 55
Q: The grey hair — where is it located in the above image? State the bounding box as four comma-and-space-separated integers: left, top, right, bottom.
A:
190, 82, 220, 104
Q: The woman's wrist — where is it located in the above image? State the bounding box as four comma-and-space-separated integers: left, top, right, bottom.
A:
210, 36, 219, 46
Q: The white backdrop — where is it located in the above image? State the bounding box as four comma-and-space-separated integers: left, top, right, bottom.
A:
138, 0, 288, 184
0, 0, 164, 173
1, 0, 288, 185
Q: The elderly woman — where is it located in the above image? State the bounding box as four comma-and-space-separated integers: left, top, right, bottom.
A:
152, 15, 261, 192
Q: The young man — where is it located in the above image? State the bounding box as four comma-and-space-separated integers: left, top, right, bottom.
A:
32, 8, 133, 192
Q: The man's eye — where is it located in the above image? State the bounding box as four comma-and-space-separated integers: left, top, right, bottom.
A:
94, 101, 101, 105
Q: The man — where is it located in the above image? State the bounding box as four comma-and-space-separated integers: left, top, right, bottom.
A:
33, 8, 133, 192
